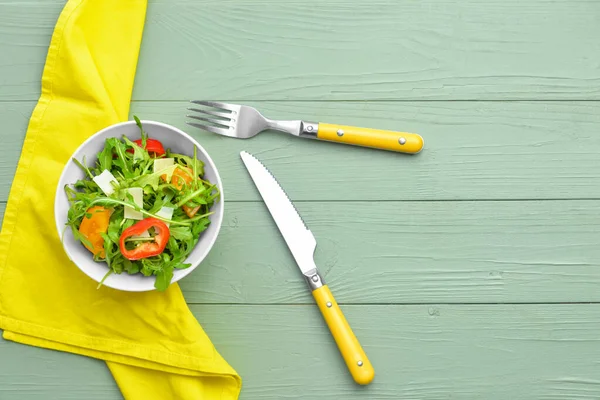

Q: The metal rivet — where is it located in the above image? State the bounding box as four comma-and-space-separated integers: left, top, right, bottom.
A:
312, 275, 319, 282
307, 125, 313, 131
326, 302, 332, 308
357, 361, 363, 367
399, 137, 407, 145
337, 129, 344, 137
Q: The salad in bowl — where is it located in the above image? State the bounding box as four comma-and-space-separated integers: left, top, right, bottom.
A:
56, 117, 223, 291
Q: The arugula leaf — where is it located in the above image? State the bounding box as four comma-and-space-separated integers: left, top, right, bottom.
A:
134, 115, 143, 130
192, 146, 199, 190
124, 259, 140, 274
169, 226, 193, 241
73, 157, 94, 180
155, 265, 174, 291
170, 152, 205, 176
122, 135, 148, 163
112, 260, 124, 274
148, 192, 174, 214
96, 139, 114, 172
110, 138, 134, 179
175, 186, 206, 208
133, 115, 147, 145
97, 269, 113, 289
101, 233, 113, 266
131, 164, 178, 191
73, 179, 100, 193
107, 208, 124, 243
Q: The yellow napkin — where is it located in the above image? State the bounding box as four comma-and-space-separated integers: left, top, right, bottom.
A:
0, 0, 242, 399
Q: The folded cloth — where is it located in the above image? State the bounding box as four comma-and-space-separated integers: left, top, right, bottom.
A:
0, 0, 242, 398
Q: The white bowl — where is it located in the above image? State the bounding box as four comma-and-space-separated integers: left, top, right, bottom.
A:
54, 120, 224, 292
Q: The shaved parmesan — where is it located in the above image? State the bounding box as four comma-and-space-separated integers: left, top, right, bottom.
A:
153, 158, 174, 172
124, 187, 144, 220
156, 206, 174, 227
93, 170, 118, 195
154, 158, 175, 180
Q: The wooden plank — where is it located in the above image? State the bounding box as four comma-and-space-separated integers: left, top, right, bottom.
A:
179, 200, 600, 304
0, 1, 60, 101
2, 200, 599, 304
0, 332, 119, 400
3, 304, 600, 399
3, 0, 600, 101
2, 100, 600, 202
134, 0, 600, 101
131, 101, 600, 201
0, 102, 31, 193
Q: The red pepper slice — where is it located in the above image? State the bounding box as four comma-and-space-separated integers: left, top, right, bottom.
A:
119, 218, 170, 260
126, 138, 166, 156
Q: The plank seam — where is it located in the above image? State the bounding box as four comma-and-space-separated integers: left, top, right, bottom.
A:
5, 99, 600, 103
2, 198, 599, 205
183, 302, 600, 306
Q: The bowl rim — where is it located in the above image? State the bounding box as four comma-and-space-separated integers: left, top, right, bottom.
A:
54, 119, 225, 291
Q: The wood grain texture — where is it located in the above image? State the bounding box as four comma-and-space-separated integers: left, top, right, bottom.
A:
3, 304, 600, 399
3, 0, 600, 101
154, 200, 600, 304
2, 100, 600, 202
0, 102, 30, 194
1, 199, 599, 304
0, 333, 118, 400
0, 1, 60, 101
1, 1, 599, 398
133, 100, 600, 201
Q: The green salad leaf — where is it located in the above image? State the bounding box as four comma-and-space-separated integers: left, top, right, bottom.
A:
63, 115, 219, 292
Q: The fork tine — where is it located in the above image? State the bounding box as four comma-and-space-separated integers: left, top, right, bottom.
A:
186, 114, 232, 128
186, 122, 234, 136
190, 100, 236, 112
187, 107, 232, 120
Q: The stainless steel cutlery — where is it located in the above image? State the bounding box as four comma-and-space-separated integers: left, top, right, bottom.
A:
187, 101, 423, 154
240, 151, 375, 385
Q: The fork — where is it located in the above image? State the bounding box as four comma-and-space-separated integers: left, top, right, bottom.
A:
186, 101, 424, 154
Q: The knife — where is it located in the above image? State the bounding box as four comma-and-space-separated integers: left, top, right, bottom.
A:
240, 151, 375, 385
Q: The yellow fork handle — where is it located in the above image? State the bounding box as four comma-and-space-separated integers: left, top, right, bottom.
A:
316, 122, 423, 154
312, 285, 375, 385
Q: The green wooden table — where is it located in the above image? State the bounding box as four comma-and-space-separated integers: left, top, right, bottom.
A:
2, 0, 600, 398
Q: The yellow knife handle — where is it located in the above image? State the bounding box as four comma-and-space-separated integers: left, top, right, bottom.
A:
316, 122, 423, 154
312, 284, 375, 385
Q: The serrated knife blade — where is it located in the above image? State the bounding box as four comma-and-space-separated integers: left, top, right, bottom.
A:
240, 151, 317, 275
240, 151, 375, 386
